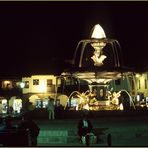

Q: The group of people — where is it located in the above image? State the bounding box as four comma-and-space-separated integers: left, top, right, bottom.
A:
0, 113, 40, 146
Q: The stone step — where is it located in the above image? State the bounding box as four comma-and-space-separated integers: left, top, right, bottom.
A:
38, 130, 68, 144
38, 136, 80, 144
38, 136, 67, 144
37, 129, 108, 144
37, 129, 148, 146
37, 130, 105, 145
38, 130, 68, 137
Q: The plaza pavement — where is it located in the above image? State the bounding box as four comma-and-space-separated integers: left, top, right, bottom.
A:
35, 115, 148, 147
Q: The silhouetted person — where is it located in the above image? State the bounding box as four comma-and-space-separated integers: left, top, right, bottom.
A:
77, 114, 93, 146
17, 114, 40, 146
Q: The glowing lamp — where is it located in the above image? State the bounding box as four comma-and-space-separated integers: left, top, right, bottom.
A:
135, 74, 140, 78
90, 24, 106, 39
20, 82, 25, 88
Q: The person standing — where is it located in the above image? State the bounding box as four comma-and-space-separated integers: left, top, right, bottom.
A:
47, 98, 55, 120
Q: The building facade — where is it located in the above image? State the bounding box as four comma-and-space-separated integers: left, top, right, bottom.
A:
0, 72, 148, 114
21, 75, 57, 108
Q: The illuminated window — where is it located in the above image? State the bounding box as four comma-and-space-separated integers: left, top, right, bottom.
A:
47, 79, 53, 86
25, 81, 29, 88
33, 79, 39, 85
2, 81, 12, 89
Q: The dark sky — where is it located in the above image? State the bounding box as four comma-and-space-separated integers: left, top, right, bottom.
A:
0, 1, 148, 77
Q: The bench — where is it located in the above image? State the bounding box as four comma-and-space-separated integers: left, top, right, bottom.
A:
0, 129, 31, 146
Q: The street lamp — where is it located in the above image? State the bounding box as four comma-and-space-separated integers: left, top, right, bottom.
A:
20, 82, 25, 89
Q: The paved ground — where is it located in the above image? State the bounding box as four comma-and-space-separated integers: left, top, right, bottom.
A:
35, 115, 148, 146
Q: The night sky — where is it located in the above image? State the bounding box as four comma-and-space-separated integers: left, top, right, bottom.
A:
0, 1, 148, 78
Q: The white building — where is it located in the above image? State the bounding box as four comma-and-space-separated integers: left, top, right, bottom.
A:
22, 75, 57, 107
22, 75, 57, 94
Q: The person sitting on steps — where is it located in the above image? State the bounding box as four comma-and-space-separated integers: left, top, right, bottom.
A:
77, 113, 93, 146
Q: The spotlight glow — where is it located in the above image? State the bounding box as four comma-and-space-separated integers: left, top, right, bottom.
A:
91, 24, 106, 39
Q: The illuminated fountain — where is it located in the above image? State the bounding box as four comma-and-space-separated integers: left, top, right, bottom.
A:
72, 24, 123, 69
59, 24, 135, 111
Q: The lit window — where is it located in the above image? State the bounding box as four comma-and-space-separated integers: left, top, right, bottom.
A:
33, 79, 39, 85
47, 79, 52, 86
2, 81, 12, 89
25, 81, 29, 88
